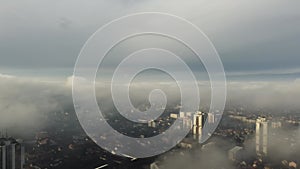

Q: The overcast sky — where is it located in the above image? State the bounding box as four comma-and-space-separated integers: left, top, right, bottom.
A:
1, 0, 300, 80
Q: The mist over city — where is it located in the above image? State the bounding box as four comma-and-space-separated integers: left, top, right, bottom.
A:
1, 0, 300, 169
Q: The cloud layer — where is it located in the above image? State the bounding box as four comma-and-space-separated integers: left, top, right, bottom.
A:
1, 74, 300, 134
1, 0, 300, 79
0, 75, 72, 132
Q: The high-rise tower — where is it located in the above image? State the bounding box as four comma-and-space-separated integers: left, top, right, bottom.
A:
0, 137, 25, 169
193, 112, 205, 135
207, 112, 215, 124
256, 117, 268, 158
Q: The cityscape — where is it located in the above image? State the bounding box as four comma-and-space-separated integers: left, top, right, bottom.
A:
1, 105, 299, 169
1, 0, 300, 169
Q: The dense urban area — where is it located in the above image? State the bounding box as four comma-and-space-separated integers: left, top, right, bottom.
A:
1, 105, 299, 169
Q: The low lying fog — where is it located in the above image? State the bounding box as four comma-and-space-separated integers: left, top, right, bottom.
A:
1, 74, 300, 131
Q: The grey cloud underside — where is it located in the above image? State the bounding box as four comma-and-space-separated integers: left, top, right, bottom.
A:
0, 0, 300, 79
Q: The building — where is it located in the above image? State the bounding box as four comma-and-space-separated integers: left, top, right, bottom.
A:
176, 117, 192, 130
271, 121, 282, 129
256, 117, 268, 158
177, 112, 193, 130
228, 146, 243, 162
150, 162, 160, 169
192, 111, 205, 135
179, 112, 193, 118
179, 112, 185, 118
178, 138, 198, 149
207, 112, 215, 124
0, 137, 25, 169
148, 120, 156, 128
170, 113, 178, 119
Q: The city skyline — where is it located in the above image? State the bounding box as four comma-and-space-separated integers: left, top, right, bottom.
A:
1, 0, 300, 169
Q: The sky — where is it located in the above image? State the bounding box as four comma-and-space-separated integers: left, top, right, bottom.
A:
0, 0, 300, 80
